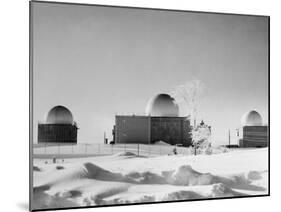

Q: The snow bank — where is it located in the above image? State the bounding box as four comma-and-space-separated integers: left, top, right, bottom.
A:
154, 141, 170, 146
169, 165, 215, 186
114, 152, 138, 157
33, 148, 268, 209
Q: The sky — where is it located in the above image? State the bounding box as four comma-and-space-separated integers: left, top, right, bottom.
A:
32, 2, 268, 145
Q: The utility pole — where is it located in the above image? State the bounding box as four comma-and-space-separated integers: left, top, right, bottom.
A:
228, 129, 231, 148
236, 128, 239, 146
104, 132, 107, 144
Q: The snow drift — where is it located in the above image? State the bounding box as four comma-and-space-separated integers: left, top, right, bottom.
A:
33, 148, 268, 210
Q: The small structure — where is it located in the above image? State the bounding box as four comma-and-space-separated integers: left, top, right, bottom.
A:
239, 110, 268, 147
38, 105, 78, 144
112, 94, 192, 146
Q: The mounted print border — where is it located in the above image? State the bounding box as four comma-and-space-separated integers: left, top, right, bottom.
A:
29, 1, 270, 211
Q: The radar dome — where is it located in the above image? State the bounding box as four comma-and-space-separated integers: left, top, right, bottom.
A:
145, 94, 179, 117
241, 110, 263, 126
46, 105, 74, 124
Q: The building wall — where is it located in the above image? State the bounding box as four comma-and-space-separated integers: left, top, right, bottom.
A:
240, 126, 268, 147
115, 116, 150, 144
150, 117, 191, 146
182, 118, 193, 146
114, 115, 192, 146
38, 124, 78, 143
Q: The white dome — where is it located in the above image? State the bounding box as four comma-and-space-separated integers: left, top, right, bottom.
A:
241, 110, 263, 126
145, 94, 179, 117
45, 105, 74, 124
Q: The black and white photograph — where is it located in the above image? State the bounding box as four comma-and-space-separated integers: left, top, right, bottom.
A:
30, 1, 269, 211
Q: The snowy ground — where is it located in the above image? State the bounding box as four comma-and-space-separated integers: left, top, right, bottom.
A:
32, 148, 268, 210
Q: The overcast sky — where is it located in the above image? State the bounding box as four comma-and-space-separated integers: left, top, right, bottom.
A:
32, 2, 268, 145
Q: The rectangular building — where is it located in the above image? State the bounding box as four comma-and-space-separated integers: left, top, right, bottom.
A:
38, 124, 78, 144
113, 115, 192, 146
239, 126, 268, 147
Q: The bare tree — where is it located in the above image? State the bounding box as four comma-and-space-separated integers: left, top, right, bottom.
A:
172, 79, 205, 127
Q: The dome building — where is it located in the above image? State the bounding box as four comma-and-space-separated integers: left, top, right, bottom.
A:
239, 110, 268, 148
46, 105, 74, 124
145, 94, 179, 117
241, 110, 263, 126
38, 105, 78, 144
113, 94, 192, 146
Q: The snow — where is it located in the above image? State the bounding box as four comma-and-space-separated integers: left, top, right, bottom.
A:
154, 140, 170, 146
33, 148, 268, 210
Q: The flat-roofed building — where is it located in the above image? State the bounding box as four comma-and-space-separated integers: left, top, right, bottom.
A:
113, 94, 192, 146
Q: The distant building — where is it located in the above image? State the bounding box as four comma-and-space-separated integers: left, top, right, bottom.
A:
112, 94, 192, 146
239, 110, 268, 147
38, 105, 78, 144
